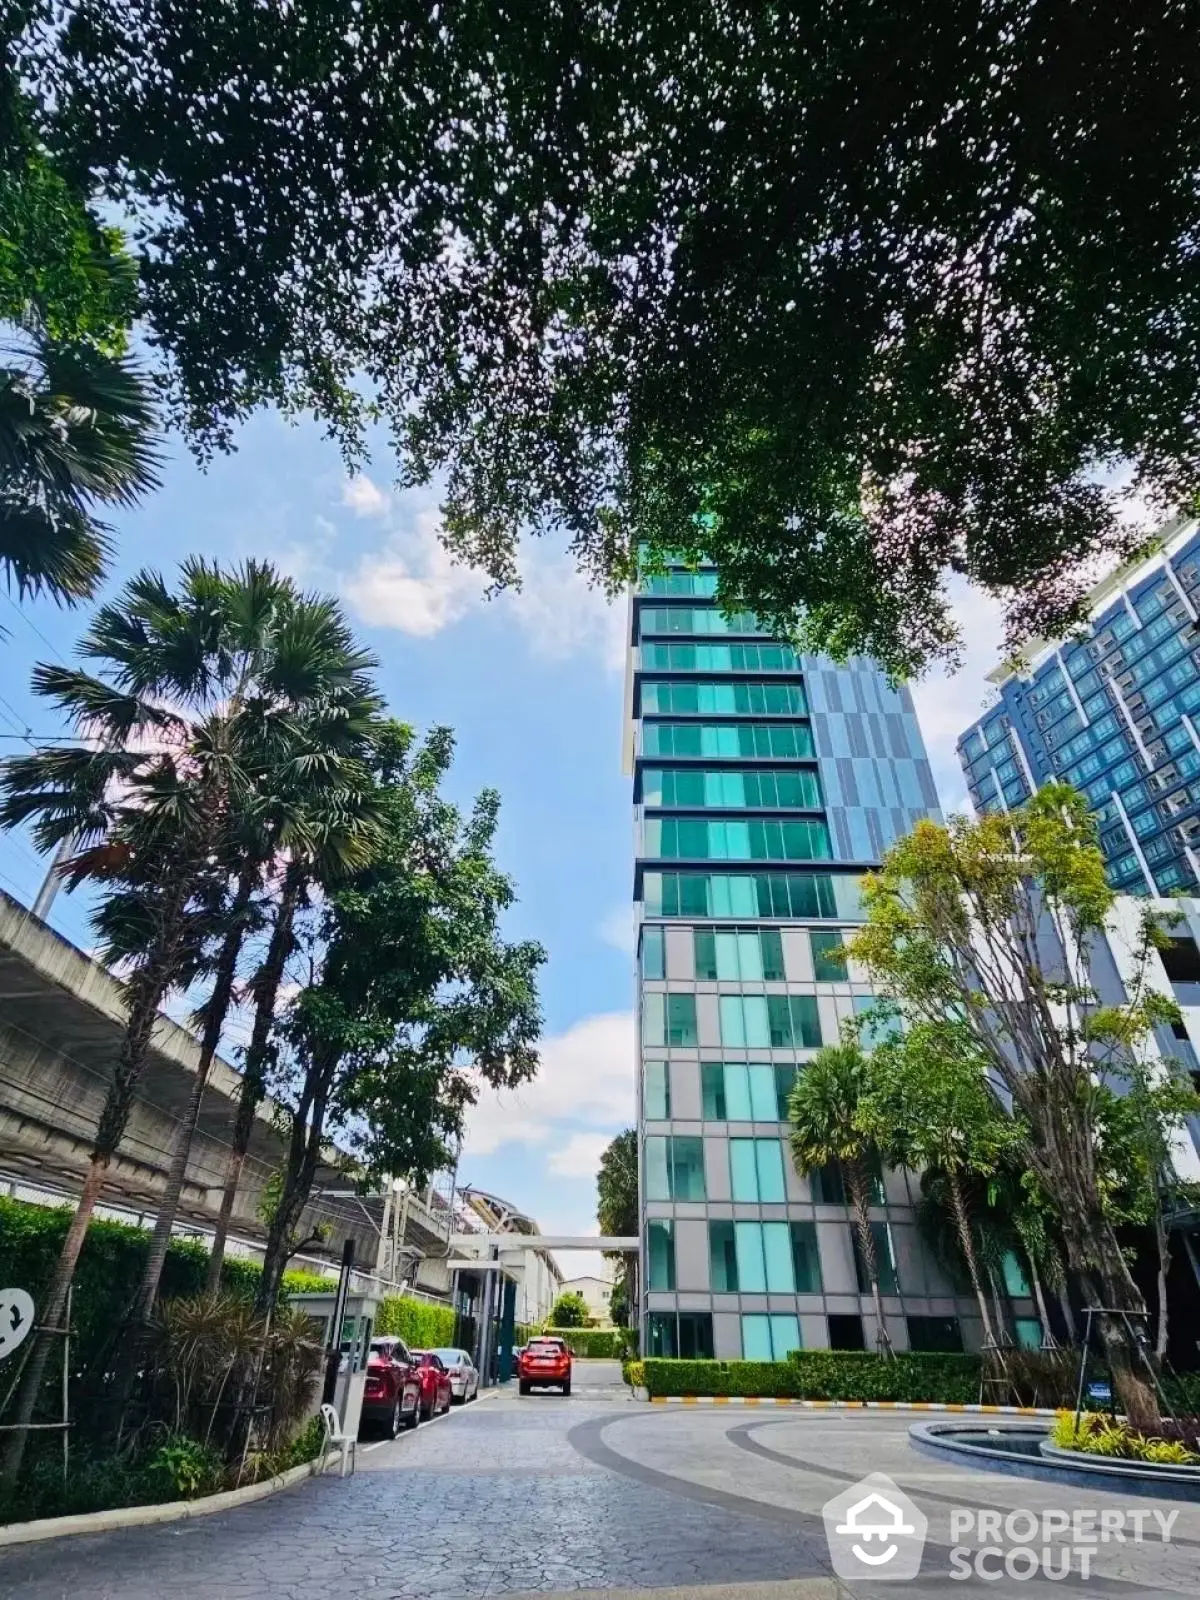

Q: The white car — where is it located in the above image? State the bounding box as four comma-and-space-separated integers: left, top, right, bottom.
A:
432, 1347, 479, 1403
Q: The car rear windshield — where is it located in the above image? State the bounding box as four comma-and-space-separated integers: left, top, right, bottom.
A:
432, 1349, 463, 1363
528, 1339, 567, 1352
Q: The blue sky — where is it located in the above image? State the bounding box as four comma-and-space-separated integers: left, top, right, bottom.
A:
0, 410, 1003, 1276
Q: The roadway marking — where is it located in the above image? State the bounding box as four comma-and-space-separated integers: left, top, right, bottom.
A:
360, 1391, 495, 1451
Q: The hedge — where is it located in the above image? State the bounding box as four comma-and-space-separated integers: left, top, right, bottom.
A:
375, 1293, 457, 1348
539, 1326, 631, 1359
641, 1351, 981, 1402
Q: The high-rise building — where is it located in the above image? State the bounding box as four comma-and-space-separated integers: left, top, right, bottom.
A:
957, 516, 1200, 895
625, 561, 1012, 1359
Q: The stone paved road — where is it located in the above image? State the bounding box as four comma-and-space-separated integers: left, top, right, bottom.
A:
3, 1364, 1196, 1599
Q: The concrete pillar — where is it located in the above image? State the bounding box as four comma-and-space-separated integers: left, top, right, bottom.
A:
497, 1277, 517, 1382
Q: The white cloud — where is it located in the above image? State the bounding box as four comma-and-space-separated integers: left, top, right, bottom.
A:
909, 579, 1007, 816
596, 904, 636, 957
341, 473, 391, 518
337, 481, 624, 669
462, 1010, 635, 1158
546, 1132, 614, 1179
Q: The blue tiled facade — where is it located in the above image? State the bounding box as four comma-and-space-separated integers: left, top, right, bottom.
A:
626, 564, 1000, 1362
957, 519, 1200, 895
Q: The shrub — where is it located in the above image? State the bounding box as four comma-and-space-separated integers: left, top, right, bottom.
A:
641, 1351, 981, 1402
548, 1291, 589, 1328
1050, 1409, 1200, 1465
622, 1359, 645, 1389
145, 1433, 224, 1499
374, 1293, 456, 1348
541, 1326, 625, 1358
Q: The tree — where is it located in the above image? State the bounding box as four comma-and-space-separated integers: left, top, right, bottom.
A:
596, 1129, 638, 1328
249, 722, 544, 1313
548, 1292, 588, 1330
850, 785, 1192, 1428
0, 560, 379, 1482
860, 1021, 1018, 1350
12, 6, 1199, 673
788, 1031, 892, 1354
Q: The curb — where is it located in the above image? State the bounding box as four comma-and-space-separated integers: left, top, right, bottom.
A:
0, 1448, 345, 1547
646, 1397, 1059, 1416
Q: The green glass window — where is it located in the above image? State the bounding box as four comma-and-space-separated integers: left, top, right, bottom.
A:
641, 926, 665, 979
810, 1161, 846, 1205
907, 1316, 964, 1353
765, 994, 823, 1048
852, 1222, 900, 1295
810, 930, 847, 981
709, 1220, 738, 1291
774, 1063, 797, 1119
642, 768, 821, 810
640, 641, 802, 672
729, 1137, 786, 1202
641, 723, 815, 760
701, 1062, 786, 1121
639, 571, 719, 597
790, 1222, 822, 1292
694, 927, 785, 981
735, 1221, 796, 1293
638, 607, 765, 637
741, 1314, 802, 1361
644, 1136, 706, 1201
719, 995, 771, 1048
640, 680, 807, 716
643, 872, 856, 920
645, 991, 697, 1046
852, 992, 899, 1049
643, 1059, 670, 1120
646, 817, 831, 862
1014, 1317, 1043, 1351
646, 1220, 676, 1291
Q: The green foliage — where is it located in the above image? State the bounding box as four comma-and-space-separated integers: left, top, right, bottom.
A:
547, 1292, 589, 1329
374, 1295, 456, 1349
541, 1327, 623, 1358
1050, 1410, 1200, 1466
145, 1433, 224, 1500
596, 1129, 638, 1324
641, 1352, 981, 1402
622, 1359, 645, 1389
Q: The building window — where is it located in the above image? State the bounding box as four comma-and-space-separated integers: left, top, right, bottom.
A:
645, 816, 832, 862
741, 1314, 802, 1362
810, 1161, 846, 1205
790, 1221, 822, 1292
694, 926, 785, 981
643, 991, 698, 1047
643, 871, 862, 921
638, 607, 763, 637
644, 1136, 706, 1201
852, 1222, 900, 1295
646, 1312, 714, 1358
729, 1137, 787, 1202
641, 926, 665, 980
642, 767, 822, 810
1014, 1318, 1044, 1351
767, 994, 823, 1048
639, 571, 720, 598
701, 1062, 795, 1120
828, 1313, 866, 1350
640, 679, 807, 716
810, 929, 847, 981
906, 1316, 963, 1353
708, 1220, 822, 1296
642, 722, 816, 761
646, 1221, 676, 1291
852, 993, 898, 1049
643, 1060, 670, 1120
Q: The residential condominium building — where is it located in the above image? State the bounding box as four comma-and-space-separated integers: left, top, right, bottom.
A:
624, 562, 1029, 1361
957, 515, 1200, 896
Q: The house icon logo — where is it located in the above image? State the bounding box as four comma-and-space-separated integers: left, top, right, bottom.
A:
822, 1473, 927, 1581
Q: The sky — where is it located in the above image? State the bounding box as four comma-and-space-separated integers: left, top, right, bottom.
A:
0, 411, 1006, 1280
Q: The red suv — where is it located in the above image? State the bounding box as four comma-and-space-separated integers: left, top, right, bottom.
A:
411, 1349, 453, 1419
362, 1336, 421, 1437
517, 1336, 572, 1396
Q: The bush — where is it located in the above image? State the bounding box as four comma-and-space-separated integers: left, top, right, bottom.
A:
641, 1351, 982, 1402
622, 1359, 645, 1389
1050, 1410, 1200, 1465
145, 1433, 225, 1500
374, 1293, 456, 1348
541, 1326, 625, 1358
548, 1291, 589, 1328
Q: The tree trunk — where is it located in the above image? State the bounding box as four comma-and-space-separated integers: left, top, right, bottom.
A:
1154, 1213, 1171, 1362
947, 1167, 996, 1347
847, 1158, 890, 1355
253, 1055, 333, 1317
206, 869, 302, 1292
106, 870, 258, 1422
1027, 1255, 1056, 1349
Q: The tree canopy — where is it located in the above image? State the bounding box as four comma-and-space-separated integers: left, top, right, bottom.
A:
9, 3, 1199, 672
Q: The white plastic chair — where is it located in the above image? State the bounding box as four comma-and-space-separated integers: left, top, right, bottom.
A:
320, 1402, 357, 1477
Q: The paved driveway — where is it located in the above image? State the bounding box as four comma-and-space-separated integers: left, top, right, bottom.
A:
1, 1363, 1197, 1599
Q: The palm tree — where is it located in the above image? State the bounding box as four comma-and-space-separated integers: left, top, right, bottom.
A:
788, 1032, 892, 1354
0, 332, 159, 603
0, 560, 380, 1484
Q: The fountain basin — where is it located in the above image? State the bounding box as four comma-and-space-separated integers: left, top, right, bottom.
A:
909, 1421, 1200, 1501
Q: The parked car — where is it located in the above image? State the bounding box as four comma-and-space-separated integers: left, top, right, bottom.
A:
432, 1347, 479, 1403
411, 1349, 454, 1418
517, 1335, 572, 1396
362, 1335, 422, 1437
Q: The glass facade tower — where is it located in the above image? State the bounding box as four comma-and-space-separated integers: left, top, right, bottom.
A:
957, 517, 1200, 895
627, 563, 1005, 1359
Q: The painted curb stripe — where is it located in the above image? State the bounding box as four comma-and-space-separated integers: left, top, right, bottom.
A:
647, 1398, 1058, 1416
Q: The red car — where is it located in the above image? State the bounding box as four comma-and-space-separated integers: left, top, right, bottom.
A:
517, 1336, 572, 1396
411, 1349, 453, 1419
362, 1336, 422, 1437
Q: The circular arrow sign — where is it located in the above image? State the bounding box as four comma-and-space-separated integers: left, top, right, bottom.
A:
0, 1289, 36, 1361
